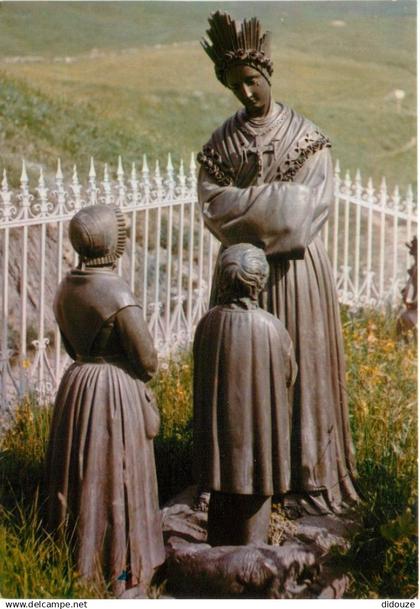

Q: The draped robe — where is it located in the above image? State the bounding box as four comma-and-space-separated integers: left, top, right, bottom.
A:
47, 269, 165, 594
197, 101, 359, 514
193, 300, 297, 496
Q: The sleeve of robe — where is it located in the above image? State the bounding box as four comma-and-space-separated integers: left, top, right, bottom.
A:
114, 305, 158, 382
115, 306, 161, 438
59, 330, 77, 360
197, 148, 333, 258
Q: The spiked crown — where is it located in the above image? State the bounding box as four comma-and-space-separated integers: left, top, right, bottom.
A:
201, 11, 273, 86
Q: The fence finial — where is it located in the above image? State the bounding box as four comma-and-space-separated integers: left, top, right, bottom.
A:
21, 159, 28, 185
38, 167, 46, 188
103, 163, 110, 183
71, 164, 82, 210
130, 162, 139, 195
391, 184, 401, 211
88, 158, 98, 205
116, 156, 126, 208
189, 152, 196, 173
167, 153, 174, 173
2, 169, 8, 191
405, 184, 414, 218
344, 169, 351, 189
130, 162, 138, 201
36, 167, 49, 214
378, 176, 387, 208
56, 158, 63, 181
155, 160, 161, 178
406, 184, 413, 202
17, 160, 30, 218
366, 177, 374, 199
89, 157, 96, 178
117, 155, 124, 179
142, 153, 149, 175
1, 167, 14, 222
101, 163, 113, 205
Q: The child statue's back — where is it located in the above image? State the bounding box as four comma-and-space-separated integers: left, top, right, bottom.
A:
193, 243, 297, 546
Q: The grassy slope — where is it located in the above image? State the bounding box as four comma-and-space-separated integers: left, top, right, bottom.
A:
0, 1, 416, 189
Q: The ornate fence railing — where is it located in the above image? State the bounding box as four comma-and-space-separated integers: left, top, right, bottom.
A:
0, 155, 417, 412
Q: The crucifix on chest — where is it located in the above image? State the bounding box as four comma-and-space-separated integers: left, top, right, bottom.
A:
244, 136, 276, 185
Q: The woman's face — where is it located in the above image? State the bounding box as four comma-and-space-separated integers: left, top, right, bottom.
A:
225, 64, 272, 118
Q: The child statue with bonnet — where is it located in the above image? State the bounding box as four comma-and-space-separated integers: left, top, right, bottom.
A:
46, 204, 164, 595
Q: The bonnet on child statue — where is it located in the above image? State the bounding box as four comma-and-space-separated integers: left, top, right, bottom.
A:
69, 204, 127, 267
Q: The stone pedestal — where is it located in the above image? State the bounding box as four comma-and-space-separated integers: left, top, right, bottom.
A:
161, 486, 356, 599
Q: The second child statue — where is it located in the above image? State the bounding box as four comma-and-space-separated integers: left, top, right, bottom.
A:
193, 243, 297, 546
45, 205, 165, 595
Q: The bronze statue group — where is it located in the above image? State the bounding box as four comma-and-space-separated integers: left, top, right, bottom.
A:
45, 12, 359, 596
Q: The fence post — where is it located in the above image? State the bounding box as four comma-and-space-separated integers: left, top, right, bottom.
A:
0, 170, 13, 408
378, 177, 387, 300
391, 185, 401, 306
88, 157, 98, 206
332, 159, 341, 281
342, 169, 352, 303
164, 154, 175, 345
141, 154, 150, 316
186, 153, 196, 339
54, 160, 66, 383
405, 184, 414, 269
365, 177, 375, 305
129, 162, 139, 293
353, 169, 362, 301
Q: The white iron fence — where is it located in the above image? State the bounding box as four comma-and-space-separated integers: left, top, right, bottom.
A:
0, 155, 417, 412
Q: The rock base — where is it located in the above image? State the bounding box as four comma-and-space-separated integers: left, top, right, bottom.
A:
161, 486, 356, 599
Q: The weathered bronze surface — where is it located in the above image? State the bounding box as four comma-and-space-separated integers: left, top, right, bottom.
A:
198, 11, 360, 515
193, 243, 297, 544
45, 205, 164, 595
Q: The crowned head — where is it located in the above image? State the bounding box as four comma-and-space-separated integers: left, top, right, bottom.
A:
201, 11, 273, 87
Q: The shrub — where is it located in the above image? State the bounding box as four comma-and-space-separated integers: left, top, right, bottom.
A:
340, 308, 417, 598
151, 351, 194, 504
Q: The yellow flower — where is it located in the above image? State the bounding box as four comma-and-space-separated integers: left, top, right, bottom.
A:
356, 399, 369, 418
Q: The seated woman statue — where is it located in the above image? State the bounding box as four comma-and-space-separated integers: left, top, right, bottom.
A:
197, 11, 360, 515
45, 204, 165, 595
193, 243, 297, 545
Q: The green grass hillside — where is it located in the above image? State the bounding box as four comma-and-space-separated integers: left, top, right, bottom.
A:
0, 1, 416, 190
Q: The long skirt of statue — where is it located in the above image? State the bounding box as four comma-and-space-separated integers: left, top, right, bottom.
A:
45, 205, 165, 595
